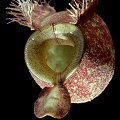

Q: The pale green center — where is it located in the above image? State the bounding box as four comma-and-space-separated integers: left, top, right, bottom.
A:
45, 45, 74, 73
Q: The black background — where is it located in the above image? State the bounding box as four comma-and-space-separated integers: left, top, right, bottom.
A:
1, 0, 120, 119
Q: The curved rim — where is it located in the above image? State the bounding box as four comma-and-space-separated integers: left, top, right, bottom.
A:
24, 23, 85, 84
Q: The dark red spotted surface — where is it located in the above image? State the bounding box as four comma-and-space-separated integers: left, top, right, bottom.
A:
64, 13, 115, 103
30, 13, 115, 103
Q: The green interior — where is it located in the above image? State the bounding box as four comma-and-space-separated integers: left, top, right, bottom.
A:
45, 45, 75, 73
25, 23, 84, 84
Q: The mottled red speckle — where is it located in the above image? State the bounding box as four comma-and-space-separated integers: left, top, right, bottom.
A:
29, 13, 115, 104
64, 13, 115, 103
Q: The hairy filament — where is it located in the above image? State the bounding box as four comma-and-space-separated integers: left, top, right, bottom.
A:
6, 0, 54, 30
6, 0, 94, 30
67, 0, 93, 23
6, 0, 35, 29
